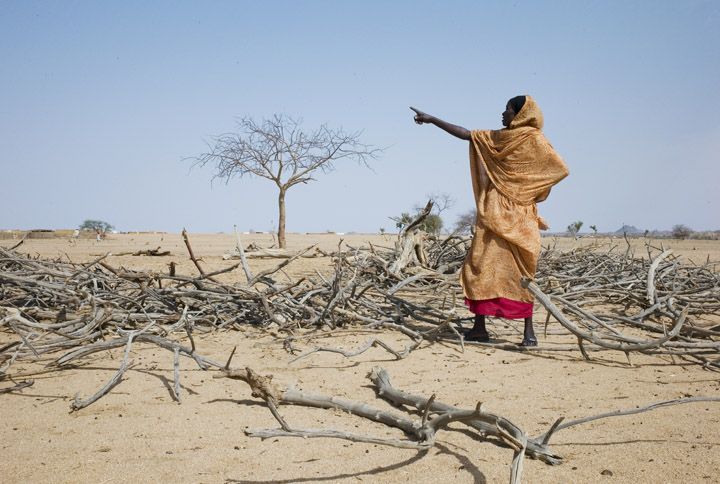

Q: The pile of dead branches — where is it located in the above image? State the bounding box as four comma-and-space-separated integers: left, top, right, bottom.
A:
1, 216, 720, 373
530, 242, 720, 367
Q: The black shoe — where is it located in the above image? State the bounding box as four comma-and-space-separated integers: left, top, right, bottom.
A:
519, 337, 538, 347
465, 332, 490, 343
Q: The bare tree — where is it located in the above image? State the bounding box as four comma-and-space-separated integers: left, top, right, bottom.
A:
453, 209, 476, 235
190, 115, 380, 248
671, 224, 693, 239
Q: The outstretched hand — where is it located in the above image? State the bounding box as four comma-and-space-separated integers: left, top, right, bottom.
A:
410, 106, 431, 125
409, 107, 470, 140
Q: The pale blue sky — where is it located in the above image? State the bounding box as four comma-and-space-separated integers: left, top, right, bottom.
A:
1, 0, 718, 233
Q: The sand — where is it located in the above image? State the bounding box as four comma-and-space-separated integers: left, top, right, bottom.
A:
2, 233, 719, 483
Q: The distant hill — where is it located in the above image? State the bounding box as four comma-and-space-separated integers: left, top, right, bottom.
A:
614, 225, 643, 235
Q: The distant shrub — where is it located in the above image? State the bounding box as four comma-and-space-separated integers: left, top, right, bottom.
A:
79, 220, 114, 233
567, 220, 583, 237
688, 231, 720, 240
671, 224, 693, 239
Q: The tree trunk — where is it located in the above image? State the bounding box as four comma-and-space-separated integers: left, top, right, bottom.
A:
277, 188, 287, 249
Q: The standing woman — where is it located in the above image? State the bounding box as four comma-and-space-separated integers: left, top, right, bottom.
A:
411, 96, 568, 346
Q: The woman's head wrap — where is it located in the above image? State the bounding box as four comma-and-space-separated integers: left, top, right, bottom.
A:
509, 95, 543, 130
469, 95, 566, 204
508, 96, 527, 115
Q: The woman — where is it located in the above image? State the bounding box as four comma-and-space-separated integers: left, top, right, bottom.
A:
411, 96, 568, 346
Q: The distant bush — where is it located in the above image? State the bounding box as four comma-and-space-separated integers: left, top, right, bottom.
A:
671, 224, 693, 239
567, 220, 583, 237
688, 231, 720, 240
79, 219, 114, 233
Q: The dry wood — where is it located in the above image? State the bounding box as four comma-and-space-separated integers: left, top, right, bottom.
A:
1, 217, 719, 405
70, 332, 136, 411
224, 247, 326, 259
233, 225, 254, 283
389, 201, 433, 275
216, 363, 720, 483
0, 379, 34, 394
536, 395, 720, 445
181, 228, 217, 282
113, 247, 171, 257
216, 364, 531, 483
647, 249, 673, 305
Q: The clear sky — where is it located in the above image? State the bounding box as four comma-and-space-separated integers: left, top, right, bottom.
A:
1, 0, 718, 233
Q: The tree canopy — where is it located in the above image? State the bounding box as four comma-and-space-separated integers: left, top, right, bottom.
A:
79, 220, 114, 232
567, 220, 583, 237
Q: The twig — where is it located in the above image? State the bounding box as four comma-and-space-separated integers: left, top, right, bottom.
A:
172, 347, 181, 403
233, 225, 254, 283
0, 379, 34, 394
181, 228, 217, 282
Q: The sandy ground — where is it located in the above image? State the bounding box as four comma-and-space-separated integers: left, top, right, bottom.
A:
2, 233, 719, 483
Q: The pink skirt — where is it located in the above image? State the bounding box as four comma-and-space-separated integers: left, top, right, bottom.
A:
465, 297, 533, 319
